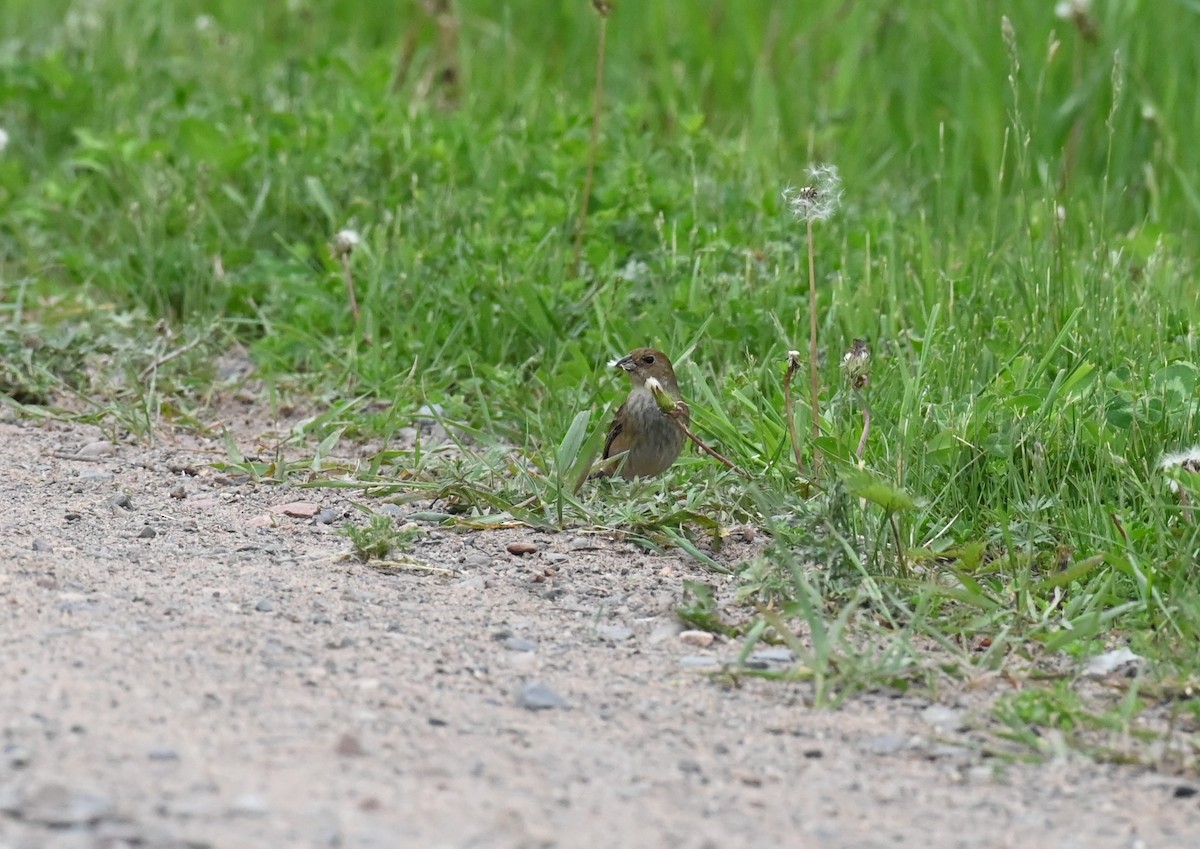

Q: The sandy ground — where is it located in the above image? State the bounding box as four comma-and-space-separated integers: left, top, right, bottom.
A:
1, 412, 1199, 849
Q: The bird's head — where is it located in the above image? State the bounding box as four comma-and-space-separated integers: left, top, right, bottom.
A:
610, 347, 678, 391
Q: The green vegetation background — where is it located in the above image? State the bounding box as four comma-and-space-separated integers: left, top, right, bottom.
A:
2, 1, 1199, 685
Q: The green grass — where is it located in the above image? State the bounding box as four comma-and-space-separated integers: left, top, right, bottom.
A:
2, 0, 1200, 761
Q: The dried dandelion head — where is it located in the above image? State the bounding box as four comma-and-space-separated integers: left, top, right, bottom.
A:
591, 0, 612, 17
333, 229, 361, 259
841, 339, 871, 390
1160, 448, 1200, 494
783, 164, 842, 223
1054, 0, 1098, 41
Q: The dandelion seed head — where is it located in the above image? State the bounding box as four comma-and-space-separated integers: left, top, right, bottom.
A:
783, 164, 842, 223
0, 128, 8, 153
1054, 0, 1092, 21
1160, 448, 1200, 493
841, 339, 871, 388
333, 229, 361, 257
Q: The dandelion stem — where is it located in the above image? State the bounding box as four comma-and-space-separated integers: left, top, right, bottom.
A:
572, 3, 610, 276
854, 386, 872, 461
783, 351, 806, 477
340, 254, 361, 325
647, 380, 751, 479
807, 217, 821, 473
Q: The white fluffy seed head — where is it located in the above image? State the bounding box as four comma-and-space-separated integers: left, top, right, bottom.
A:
333, 229, 361, 257
1160, 448, 1200, 493
783, 164, 842, 223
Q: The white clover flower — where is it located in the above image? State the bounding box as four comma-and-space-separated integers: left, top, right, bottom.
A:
783, 164, 842, 223
333, 229, 361, 258
1160, 448, 1200, 493
0, 128, 8, 154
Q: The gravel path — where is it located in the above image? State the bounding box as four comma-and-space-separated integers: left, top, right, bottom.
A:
1, 416, 1197, 848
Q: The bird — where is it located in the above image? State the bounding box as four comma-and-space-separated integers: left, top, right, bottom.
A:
595, 347, 689, 479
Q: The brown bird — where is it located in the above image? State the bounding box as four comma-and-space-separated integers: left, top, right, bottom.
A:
596, 347, 689, 479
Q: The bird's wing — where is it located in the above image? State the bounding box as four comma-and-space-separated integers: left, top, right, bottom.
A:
602, 402, 633, 460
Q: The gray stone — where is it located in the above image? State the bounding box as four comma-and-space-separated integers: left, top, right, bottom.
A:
228, 794, 270, 817
19, 783, 113, 827
920, 705, 967, 732
31, 539, 52, 553
254, 599, 274, 613
680, 655, 720, 669
106, 493, 133, 511
502, 637, 537, 652
4, 744, 31, 769
79, 470, 115, 483
137, 526, 157, 539
865, 733, 910, 755
463, 552, 492, 569
568, 536, 601, 551
1083, 647, 1142, 679
744, 647, 795, 668
517, 681, 569, 711
377, 503, 405, 518
596, 625, 633, 642
316, 508, 338, 525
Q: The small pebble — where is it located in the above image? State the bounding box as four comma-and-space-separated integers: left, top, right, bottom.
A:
568, 537, 600, 551
31, 539, 52, 553
679, 630, 714, 647
335, 734, 366, 757
106, 494, 133, 511
920, 705, 967, 732
544, 552, 569, 563
502, 637, 537, 652
147, 746, 179, 762
137, 526, 157, 539
596, 625, 633, 642
270, 501, 321, 519
19, 783, 113, 827
64, 512, 82, 523
415, 404, 445, 429
4, 744, 32, 769
865, 733, 909, 756
377, 504, 405, 518
254, 599, 274, 613
228, 795, 270, 818
79, 470, 115, 483
315, 508, 338, 525
507, 541, 538, 556
680, 655, 720, 669
462, 552, 492, 569
75, 441, 116, 459
169, 485, 187, 500
517, 681, 569, 711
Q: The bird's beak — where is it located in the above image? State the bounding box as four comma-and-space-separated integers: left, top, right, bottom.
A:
609, 354, 636, 372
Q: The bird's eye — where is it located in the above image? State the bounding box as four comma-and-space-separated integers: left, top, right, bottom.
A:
642, 355, 656, 365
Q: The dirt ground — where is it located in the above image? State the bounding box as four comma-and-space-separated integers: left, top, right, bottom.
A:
2, 410, 1199, 849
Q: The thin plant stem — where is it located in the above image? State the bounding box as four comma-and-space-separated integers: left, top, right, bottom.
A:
807, 217, 821, 472
854, 386, 872, 461
340, 255, 360, 325
783, 351, 806, 476
668, 405, 752, 480
646, 380, 752, 479
572, 3, 610, 276
889, 512, 908, 578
